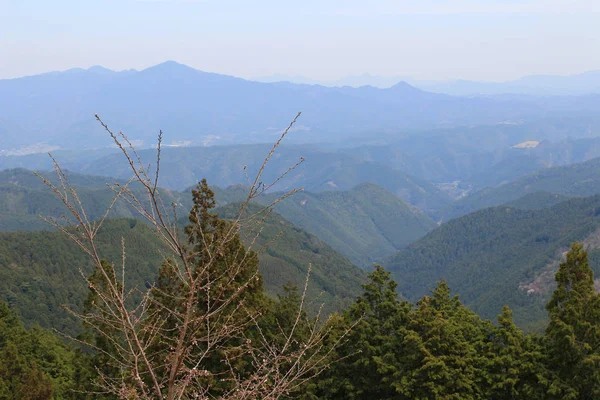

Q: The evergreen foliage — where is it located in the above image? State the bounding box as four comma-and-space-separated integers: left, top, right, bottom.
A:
5, 233, 600, 398
0, 206, 362, 336
309, 255, 600, 400
545, 243, 600, 399
0, 301, 91, 399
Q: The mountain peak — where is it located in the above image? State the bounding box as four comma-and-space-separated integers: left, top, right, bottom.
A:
388, 81, 423, 93
87, 65, 115, 75
142, 61, 198, 74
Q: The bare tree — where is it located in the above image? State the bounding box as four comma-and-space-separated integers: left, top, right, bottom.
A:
37, 113, 356, 399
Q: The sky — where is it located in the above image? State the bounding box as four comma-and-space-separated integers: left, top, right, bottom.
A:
1, 0, 600, 81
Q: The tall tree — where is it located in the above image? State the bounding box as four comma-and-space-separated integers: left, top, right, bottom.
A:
310, 265, 410, 399
545, 242, 600, 399
484, 306, 548, 399
85, 179, 269, 396
396, 281, 490, 400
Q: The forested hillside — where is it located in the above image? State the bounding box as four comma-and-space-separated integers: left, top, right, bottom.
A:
212, 183, 436, 267
0, 168, 188, 231
0, 209, 363, 334
0, 302, 90, 398
76, 145, 452, 214
0, 169, 436, 268
386, 193, 600, 330
260, 183, 436, 267
442, 157, 600, 220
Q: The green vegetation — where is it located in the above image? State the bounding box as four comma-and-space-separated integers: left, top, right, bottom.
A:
0, 168, 189, 231
0, 195, 600, 400
0, 219, 167, 334
259, 183, 437, 267
0, 169, 435, 269
219, 202, 365, 314
0, 302, 91, 399
0, 212, 363, 335
386, 193, 600, 330
502, 191, 570, 210
309, 252, 600, 399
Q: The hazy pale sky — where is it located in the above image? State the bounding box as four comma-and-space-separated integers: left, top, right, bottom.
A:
1, 0, 600, 81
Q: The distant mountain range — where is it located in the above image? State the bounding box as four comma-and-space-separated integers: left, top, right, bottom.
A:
257, 70, 600, 96
1, 61, 586, 153
22, 144, 452, 214
420, 71, 600, 96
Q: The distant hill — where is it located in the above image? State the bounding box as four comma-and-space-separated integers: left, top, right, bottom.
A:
0, 61, 547, 151
442, 157, 600, 221
502, 191, 570, 210
385, 194, 600, 330
419, 70, 600, 96
75, 145, 453, 214
206, 183, 436, 267
0, 169, 436, 268
258, 184, 437, 267
340, 117, 600, 188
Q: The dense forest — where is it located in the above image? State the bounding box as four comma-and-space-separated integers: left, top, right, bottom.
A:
3, 237, 600, 398
0, 213, 364, 335
0, 168, 435, 267
442, 156, 600, 220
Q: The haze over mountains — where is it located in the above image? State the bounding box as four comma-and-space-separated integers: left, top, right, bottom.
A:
6, 61, 600, 156
257, 70, 600, 96
6, 61, 600, 334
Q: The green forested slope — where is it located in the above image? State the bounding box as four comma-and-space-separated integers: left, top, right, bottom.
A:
0, 219, 166, 334
0, 211, 363, 334
0, 302, 90, 398
503, 191, 570, 210
218, 203, 364, 312
0, 168, 129, 190
385, 194, 600, 330
260, 183, 437, 267
1, 169, 433, 268
442, 157, 600, 221
210, 183, 436, 267
155, 180, 439, 268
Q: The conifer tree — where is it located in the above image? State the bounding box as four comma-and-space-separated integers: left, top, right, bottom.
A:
396, 281, 490, 400
485, 305, 547, 399
310, 265, 410, 399
545, 242, 600, 399
144, 179, 268, 395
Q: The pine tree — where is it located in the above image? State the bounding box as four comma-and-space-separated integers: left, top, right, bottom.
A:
545, 242, 600, 399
